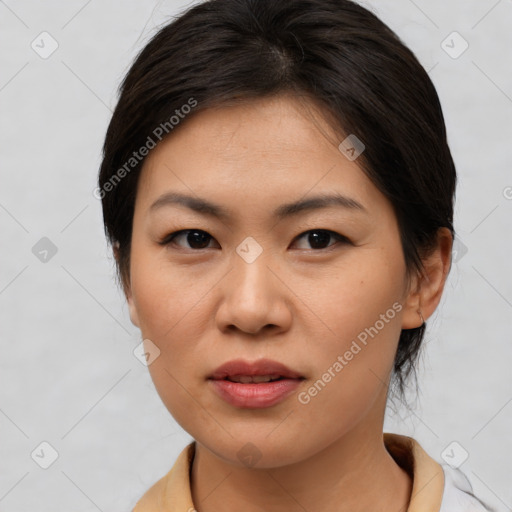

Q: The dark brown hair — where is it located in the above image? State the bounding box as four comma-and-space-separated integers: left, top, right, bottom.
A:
98, 0, 456, 399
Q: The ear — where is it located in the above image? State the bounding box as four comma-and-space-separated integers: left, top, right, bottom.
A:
401, 227, 453, 329
113, 242, 140, 328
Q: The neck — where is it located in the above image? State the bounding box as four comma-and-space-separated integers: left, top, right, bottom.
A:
190, 424, 412, 512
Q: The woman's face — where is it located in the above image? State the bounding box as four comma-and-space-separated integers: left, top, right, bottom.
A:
126, 94, 419, 467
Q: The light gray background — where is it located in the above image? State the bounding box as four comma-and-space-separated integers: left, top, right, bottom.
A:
1, 0, 511, 510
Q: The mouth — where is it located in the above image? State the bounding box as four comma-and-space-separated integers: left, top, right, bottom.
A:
208, 358, 304, 381
222, 374, 288, 383
208, 359, 305, 408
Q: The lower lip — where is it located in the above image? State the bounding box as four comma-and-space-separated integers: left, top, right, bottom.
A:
209, 378, 302, 408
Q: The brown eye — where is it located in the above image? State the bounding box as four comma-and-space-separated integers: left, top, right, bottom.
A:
292, 229, 349, 250
161, 229, 217, 250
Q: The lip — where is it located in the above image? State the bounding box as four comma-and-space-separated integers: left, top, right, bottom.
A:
208, 358, 304, 409
209, 358, 303, 380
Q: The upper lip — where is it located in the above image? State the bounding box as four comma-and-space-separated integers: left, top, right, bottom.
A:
209, 358, 304, 380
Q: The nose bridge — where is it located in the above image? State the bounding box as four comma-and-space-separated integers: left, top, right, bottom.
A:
232, 236, 276, 303
215, 236, 291, 334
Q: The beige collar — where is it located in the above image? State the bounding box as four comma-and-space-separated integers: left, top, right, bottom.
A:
134, 433, 445, 511
384, 433, 445, 511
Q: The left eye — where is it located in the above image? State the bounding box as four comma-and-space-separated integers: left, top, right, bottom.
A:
292, 229, 349, 250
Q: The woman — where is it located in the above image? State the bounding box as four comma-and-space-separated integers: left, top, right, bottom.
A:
98, 0, 492, 510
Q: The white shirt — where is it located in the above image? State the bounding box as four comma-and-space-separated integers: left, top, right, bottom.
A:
440, 463, 491, 511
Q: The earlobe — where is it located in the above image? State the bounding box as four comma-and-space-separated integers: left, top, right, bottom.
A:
123, 277, 140, 328
401, 228, 453, 330
113, 242, 140, 328
127, 292, 140, 328
401, 272, 423, 329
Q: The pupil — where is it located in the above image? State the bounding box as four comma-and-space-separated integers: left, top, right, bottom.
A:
309, 231, 330, 249
188, 231, 210, 249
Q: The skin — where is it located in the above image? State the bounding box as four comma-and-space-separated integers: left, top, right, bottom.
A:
122, 93, 452, 512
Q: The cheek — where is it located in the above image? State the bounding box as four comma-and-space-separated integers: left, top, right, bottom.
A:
295, 316, 403, 447
129, 255, 213, 426
295, 246, 406, 413
130, 245, 214, 337
304, 244, 406, 344
128, 241, 231, 384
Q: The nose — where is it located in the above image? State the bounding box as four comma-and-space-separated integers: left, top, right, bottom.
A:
215, 249, 293, 336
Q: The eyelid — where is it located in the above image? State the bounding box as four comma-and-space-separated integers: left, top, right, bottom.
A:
159, 229, 217, 248
291, 229, 351, 250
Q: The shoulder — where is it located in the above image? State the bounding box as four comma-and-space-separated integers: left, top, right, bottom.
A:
131, 471, 170, 512
132, 441, 196, 512
439, 463, 493, 512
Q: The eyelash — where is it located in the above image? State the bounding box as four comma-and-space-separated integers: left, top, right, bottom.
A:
159, 229, 351, 251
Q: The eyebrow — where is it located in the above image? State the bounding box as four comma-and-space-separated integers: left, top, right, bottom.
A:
149, 191, 367, 221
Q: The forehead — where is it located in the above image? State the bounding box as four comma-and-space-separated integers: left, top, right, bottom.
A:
134, 94, 390, 219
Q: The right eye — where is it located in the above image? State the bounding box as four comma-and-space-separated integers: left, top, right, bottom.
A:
159, 229, 219, 250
